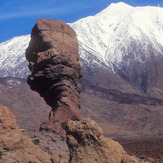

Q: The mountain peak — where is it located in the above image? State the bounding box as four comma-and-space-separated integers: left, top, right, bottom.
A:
0, 3, 163, 100
96, 2, 132, 17
109, 2, 131, 7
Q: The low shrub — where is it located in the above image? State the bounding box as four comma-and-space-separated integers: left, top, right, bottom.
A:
31, 138, 40, 145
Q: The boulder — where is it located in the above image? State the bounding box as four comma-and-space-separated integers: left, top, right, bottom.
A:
64, 119, 141, 163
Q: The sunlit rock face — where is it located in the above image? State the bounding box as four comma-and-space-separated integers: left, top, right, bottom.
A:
26, 18, 82, 135
64, 119, 140, 163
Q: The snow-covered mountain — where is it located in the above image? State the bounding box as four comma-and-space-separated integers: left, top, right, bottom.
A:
0, 35, 30, 78
0, 2, 163, 98
70, 2, 163, 68
70, 2, 163, 96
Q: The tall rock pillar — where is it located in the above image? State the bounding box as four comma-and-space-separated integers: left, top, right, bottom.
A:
26, 18, 82, 135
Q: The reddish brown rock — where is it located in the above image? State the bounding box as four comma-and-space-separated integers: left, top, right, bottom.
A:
64, 119, 141, 163
26, 18, 82, 135
0, 104, 69, 163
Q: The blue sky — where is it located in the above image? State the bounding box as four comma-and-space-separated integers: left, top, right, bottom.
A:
0, 0, 162, 43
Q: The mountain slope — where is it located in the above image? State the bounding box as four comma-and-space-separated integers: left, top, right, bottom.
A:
0, 2, 163, 100
69, 2, 163, 98
0, 35, 30, 78
71, 2, 163, 65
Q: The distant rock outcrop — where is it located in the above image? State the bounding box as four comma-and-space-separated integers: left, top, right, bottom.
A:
0, 105, 69, 163
64, 119, 140, 163
26, 18, 82, 135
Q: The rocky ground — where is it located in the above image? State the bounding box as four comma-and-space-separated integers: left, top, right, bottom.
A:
1, 104, 144, 163
115, 137, 163, 163
0, 78, 163, 162
0, 105, 69, 163
23, 129, 69, 155
22, 128, 163, 162
80, 94, 163, 137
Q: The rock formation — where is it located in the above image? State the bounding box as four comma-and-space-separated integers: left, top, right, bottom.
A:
26, 18, 82, 135
0, 104, 142, 163
25, 18, 142, 163
64, 119, 140, 163
0, 104, 69, 163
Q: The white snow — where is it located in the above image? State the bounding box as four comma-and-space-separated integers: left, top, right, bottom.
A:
0, 2, 163, 78
0, 35, 31, 78
70, 2, 163, 69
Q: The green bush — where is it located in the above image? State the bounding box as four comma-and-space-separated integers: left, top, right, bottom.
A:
139, 155, 145, 159
31, 138, 40, 145
130, 153, 135, 156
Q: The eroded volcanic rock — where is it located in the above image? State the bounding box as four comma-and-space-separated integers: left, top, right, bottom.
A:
64, 119, 140, 163
0, 105, 69, 163
26, 18, 82, 135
